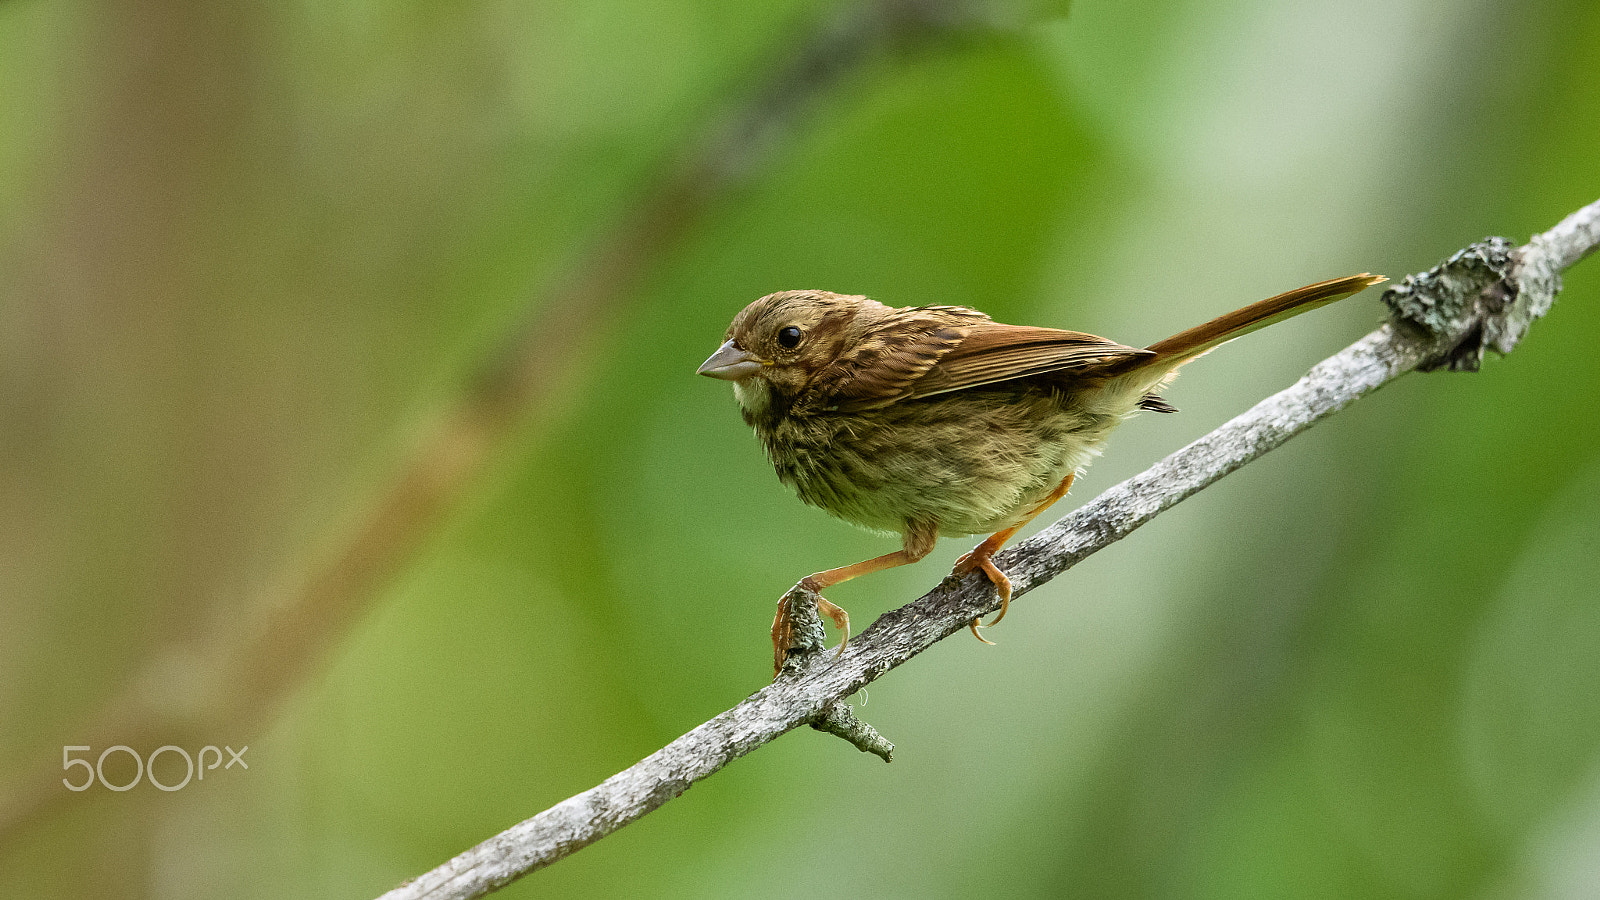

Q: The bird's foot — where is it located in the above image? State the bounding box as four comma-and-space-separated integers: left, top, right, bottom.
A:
771, 578, 851, 676
953, 547, 1012, 644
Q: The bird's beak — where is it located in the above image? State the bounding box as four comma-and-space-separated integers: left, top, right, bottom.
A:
697, 340, 764, 380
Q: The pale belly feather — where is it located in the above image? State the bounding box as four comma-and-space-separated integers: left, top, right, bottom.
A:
758, 386, 1129, 538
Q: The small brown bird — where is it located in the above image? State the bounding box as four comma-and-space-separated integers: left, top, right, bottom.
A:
699, 274, 1384, 673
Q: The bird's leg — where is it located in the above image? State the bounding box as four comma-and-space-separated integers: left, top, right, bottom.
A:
955, 472, 1075, 642
772, 521, 937, 675
770, 551, 906, 675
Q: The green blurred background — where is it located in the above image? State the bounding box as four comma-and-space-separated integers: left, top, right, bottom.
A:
2, 0, 1599, 897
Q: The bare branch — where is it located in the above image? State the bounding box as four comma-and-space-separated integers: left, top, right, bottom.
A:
376, 196, 1600, 900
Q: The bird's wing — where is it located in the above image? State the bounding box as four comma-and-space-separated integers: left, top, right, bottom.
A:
818, 305, 990, 411
899, 323, 1150, 401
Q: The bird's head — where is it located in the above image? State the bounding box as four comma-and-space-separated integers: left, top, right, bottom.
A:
697, 290, 881, 413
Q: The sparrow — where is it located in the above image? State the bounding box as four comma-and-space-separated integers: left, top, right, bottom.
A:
698, 273, 1385, 673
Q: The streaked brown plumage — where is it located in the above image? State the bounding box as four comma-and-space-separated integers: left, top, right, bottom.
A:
698, 274, 1385, 673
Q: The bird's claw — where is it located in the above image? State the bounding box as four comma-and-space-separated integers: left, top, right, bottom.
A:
817, 597, 851, 658
771, 585, 851, 676
954, 548, 1013, 642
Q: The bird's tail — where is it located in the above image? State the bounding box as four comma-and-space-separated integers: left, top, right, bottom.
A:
1100, 272, 1386, 408
1144, 273, 1386, 368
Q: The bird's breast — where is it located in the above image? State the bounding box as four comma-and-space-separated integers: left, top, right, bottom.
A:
750, 386, 1124, 537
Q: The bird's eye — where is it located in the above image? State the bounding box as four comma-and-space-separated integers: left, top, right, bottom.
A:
777, 326, 803, 349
